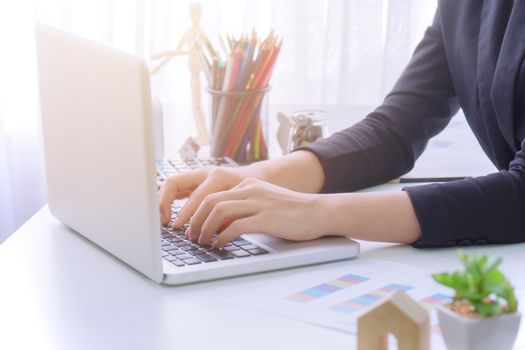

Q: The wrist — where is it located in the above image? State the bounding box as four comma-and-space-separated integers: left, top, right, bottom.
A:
243, 159, 272, 182
314, 193, 355, 238
244, 150, 325, 192
320, 192, 421, 244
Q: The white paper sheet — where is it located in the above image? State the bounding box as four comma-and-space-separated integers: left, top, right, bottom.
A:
405, 112, 497, 179
228, 258, 524, 349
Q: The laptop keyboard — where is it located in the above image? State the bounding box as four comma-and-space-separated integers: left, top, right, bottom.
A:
157, 157, 269, 267
156, 157, 234, 182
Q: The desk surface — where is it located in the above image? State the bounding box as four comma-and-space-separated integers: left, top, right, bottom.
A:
1, 184, 524, 350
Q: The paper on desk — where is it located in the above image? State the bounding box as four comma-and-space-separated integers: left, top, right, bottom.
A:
227, 258, 525, 349
404, 113, 496, 179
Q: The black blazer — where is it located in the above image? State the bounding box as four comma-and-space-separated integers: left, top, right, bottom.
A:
302, 0, 525, 247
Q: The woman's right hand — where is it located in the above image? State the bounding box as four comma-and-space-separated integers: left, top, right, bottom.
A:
158, 150, 326, 229
158, 166, 256, 228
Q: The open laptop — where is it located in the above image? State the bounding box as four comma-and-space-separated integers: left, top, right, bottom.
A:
35, 23, 359, 285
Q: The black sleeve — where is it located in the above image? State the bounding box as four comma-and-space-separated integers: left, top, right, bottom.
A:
300, 7, 525, 247
299, 9, 459, 193
405, 139, 525, 248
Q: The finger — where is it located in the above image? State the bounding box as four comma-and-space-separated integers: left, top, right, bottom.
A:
175, 190, 192, 199
158, 182, 173, 226
174, 175, 228, 229
158, 170, 207, 226
189, 187, 250, 241
184, 221, 231, 240
198, 200, 256, 245
212, 216, 261, 249
158, 182, 165, 196
158, 186, 189, 201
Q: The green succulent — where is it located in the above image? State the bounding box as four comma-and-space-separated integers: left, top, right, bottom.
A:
432, 251, 518, 317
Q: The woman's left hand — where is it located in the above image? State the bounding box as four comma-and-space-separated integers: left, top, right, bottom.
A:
187, 178, 335, 248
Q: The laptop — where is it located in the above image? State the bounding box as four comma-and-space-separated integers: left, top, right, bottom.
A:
35, 23, 359, 285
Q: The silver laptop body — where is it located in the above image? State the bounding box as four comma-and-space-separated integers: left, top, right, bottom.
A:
35, 24, 359, 285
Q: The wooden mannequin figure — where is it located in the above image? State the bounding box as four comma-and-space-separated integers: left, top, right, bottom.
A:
151, 3, 210, 144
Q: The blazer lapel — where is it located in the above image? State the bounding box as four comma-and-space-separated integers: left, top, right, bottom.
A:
477, 0, 509, 111
471, 0, 510, 163
492, 0, 525, 150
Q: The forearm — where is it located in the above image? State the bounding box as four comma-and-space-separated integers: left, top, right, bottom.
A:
321, 191, 421, 244
242, 152, 421, 244
245, 150, 325, 193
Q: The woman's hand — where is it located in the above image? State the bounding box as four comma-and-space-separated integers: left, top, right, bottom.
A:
187, 178, 335, 248
158, 166, 256, 227
158, 151, 326, 228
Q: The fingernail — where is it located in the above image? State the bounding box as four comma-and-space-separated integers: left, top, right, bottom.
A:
187, 229, 197, 242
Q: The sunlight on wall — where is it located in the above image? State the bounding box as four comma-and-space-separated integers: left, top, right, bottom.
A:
0, 3, 39, 135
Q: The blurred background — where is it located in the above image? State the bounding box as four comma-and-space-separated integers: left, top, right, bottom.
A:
0, 0, 437, 242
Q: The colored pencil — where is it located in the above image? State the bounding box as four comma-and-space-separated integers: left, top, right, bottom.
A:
207, 31, 282, 161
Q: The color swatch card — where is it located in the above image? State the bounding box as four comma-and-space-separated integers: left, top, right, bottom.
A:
286, 273, 369, 303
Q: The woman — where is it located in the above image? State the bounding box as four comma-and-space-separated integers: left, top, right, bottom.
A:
158, 0, 525, 249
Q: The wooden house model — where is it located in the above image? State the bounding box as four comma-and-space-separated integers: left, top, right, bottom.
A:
357, 290, 430, 350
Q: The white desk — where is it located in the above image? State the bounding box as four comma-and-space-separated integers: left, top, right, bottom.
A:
1, 184, 524, 350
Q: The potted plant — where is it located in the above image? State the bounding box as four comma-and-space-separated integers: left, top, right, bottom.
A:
432, 251, 521, 350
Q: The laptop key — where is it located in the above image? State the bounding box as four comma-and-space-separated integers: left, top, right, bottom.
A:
239, 244, 259, 251
223, 245, 240, 252
163, 245, 178, 252
195, 254, 218, 263
180, 245, 197, 251
232, 239, 252, 247
231, 250, 251, 258
170, 250, 187, 256
176, 254, 194, 260
247, 248, 269, 255
171, 260, 185, 267
164, 255, 178, 262
223, 246, 240, 253
186, 248, 201, 255
208, 249, 235, 260
182, 258, 201, 265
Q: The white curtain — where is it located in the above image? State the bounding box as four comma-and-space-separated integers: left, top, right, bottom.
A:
0, 2, 47, 243
0, 0, 436, 243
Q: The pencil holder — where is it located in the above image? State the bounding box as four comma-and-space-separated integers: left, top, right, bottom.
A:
206, 86, 271, 163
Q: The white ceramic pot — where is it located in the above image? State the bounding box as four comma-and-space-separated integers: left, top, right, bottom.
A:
437, 304, 521, 350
